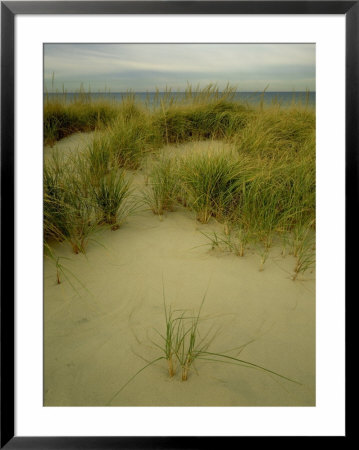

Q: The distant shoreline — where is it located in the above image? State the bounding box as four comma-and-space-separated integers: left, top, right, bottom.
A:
44, 91, 316, 107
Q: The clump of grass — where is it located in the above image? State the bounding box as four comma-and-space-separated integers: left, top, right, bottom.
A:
44, 84, 316, 272
162, 303, 177, 377
291, 223, 316, 280
201, 224, 251, 257
107, 291, 301, 404
117, 92, 146, 123
44, 94, 119, 145
44, 243, 91, 294
143, 156, 178, 215
201, 230, 222, 252
236, 169, 284, 241
291, 220, 315, 257
62, 189, 97, 254
178, 151, 243, 224
172, 295, 210, 381
44, 134, 140, 252
160, 301, 188, 378
233, 155, 315, 240
108, 117, 151, 170
44, 163, 68, 243
86, 132, 113, 180
44, 242, 67, 285
91, 169, 132, 230
153, 101, 249, 144
234, 107, 315, 159
44, 152, 98, 253
44, 192, 67, 244
151, 84, 250, 144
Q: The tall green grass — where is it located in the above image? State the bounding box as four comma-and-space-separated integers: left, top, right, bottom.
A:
44, 151, 96, 253
86, 132, 113, 179
234, 107, 315, 159
44, 96, 119, 146
91, 169, 132, 230
143, 156, 178, 215
177, 151, 246, 224
107, 117, 153, 170
44, 85, 251, 148
44, 153, 68, 242
152, 101, 249, 144
44, 146, 133, 253
44, 84, 315, 275
107, 291, 301, 404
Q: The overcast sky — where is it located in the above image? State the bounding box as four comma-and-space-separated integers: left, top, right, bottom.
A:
44, 43, 315, 92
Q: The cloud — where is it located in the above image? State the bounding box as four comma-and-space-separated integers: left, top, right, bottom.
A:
44, 43, 315, 92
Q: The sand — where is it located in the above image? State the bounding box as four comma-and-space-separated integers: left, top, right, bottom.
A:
44, 135, 315, 407
44, 131, 95, 159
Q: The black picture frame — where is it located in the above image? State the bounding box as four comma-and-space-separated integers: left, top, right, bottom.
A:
1, 1, 354, 447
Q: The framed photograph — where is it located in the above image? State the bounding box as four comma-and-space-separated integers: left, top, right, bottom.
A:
1, 1, 353, 446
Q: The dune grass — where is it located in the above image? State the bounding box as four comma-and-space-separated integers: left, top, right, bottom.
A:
177, 151, 246, 224
291, 221, 316, 280
152, 100, 249, 144
197, 152, 315, 276
201, 224, 251, 258
142, 156, 179, 215
107, 291, 301, 404
44, 92, 119, 146
91, 169, 133, 230
43, 151, 97, 254
44, 84, 315, 276
44, 85, 251, 147
44, 145, 133, 254
86, 132, 113, 179
44, 85, 315, 406
107, 117, 153, 170
233, 107, 315, 159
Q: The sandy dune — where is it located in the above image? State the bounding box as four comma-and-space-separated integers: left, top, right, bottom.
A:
44, 136, 315, 407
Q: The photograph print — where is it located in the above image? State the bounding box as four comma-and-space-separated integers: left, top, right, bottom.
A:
43, 43, 315, 406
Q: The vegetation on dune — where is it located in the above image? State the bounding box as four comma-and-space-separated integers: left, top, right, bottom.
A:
143, 156, 179, 215
234, 108, 315, 158
44, 94, 119, 146
107, 117, 154, 170
44, 146, 134, 254
44, 84, 315, 279
152, 101, 249, 144
43, 84, 315, 403
107, 291, 301, 404
177, 151, 246, 224
91, 169, 133, 230
86, 132, 113, 179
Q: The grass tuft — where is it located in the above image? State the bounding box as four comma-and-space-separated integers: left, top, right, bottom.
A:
107, 290, 301, 404
142, 156, 178, 215
91, 169, 132, 230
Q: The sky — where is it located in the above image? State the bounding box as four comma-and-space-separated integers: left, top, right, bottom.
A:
44, 43, 315, 92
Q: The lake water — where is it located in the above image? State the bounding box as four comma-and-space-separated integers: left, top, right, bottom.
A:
44, 91, 315, 108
